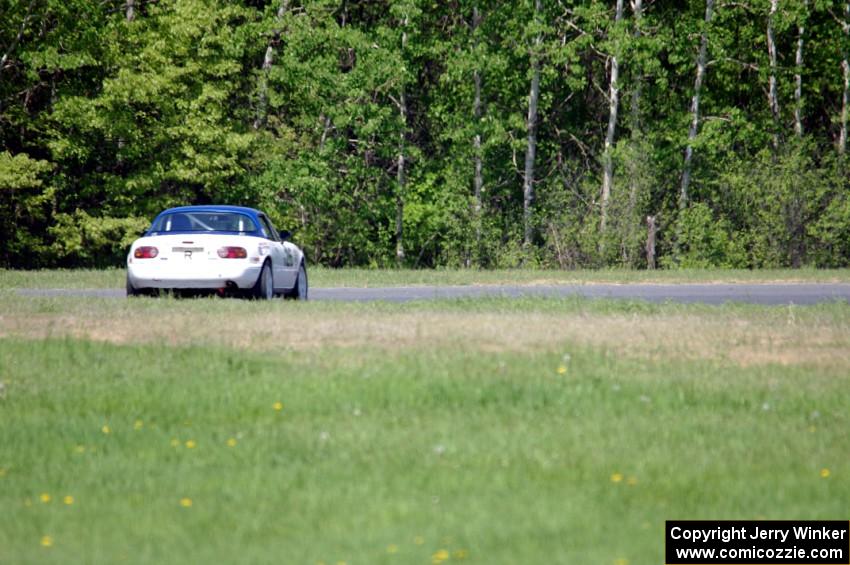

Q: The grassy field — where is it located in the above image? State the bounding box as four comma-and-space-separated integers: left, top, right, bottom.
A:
1, 292, 848, 564
2, 266, 850, 290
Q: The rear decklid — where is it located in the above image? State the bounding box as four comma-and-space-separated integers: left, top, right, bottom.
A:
134, 233, 260, 264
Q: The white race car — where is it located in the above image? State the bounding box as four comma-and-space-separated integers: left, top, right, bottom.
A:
126, 205, 307, 299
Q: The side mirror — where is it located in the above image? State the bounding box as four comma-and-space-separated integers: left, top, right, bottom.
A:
278, 229, 291, 242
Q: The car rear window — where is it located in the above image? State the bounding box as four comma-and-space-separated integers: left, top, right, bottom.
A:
150, 212, 258, 233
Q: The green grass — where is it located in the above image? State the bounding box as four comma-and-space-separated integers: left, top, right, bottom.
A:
308, 266, 850, 287
0, 295, 848, 564
2, 266, 850, 290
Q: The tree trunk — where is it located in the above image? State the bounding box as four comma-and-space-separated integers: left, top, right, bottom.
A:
523, 0, 542, 250
680, 0, 713, 211
396, 134, 406, 265
254, 1, 290, 131
629, 0, 643, 135
472, 5, 484, 265
600, 0, 624, 234
767, 0, 780, 147
626, 0, 644, 267
396, 17, 409, 265
646, 215, 656, 270
319, 114, 332, 149
395, 177, 405, 265
0, 0, 37, 82
840, 3, 849, 154
794, 1, 807, 138
117, 0, 136, 160
842, 61, 849, 154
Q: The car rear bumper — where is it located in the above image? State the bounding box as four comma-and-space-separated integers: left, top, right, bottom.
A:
127, 260, 262, 289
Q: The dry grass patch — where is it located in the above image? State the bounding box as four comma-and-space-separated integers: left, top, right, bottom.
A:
1, 297, 848, 368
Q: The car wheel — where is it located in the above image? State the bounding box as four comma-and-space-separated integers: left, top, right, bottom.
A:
285, 262, 308, 300
252, 262, 274, 300
126, 274, 142, 297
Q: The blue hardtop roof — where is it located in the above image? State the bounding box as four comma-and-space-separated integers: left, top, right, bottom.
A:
155, 205, 262, 219
146, 205, 267, 236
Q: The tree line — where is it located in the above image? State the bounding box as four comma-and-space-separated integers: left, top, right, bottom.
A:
2, 0, 850, 269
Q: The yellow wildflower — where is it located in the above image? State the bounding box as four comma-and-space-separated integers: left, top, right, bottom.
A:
432, 549, 449, 564
820, 468, 831, 478
63, 495, 74, 505
101, 425, 111, 434
557, 365, 567, 375
134, 420, 144, 430
273, 401, 283, 411
227, 438, 238, 447
40, 535, 53, 548
179, 497, 192, 507
185, 440, 196, 449
610, 473, 624, 483
39, 493, 51, 503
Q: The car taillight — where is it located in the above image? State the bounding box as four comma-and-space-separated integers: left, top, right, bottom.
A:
134, 246, 158, 259
218, 246, 247, 259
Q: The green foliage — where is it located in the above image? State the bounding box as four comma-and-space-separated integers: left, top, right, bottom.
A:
808, 160, 850, 267
664, 203, 747, 269
48, 211, 149, 268
46, 0, 257, 216
702, 140, 846, 268
2, 0, 850, 268
0, 152, 54, 266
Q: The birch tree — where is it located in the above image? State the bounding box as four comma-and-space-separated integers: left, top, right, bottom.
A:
523, 0, 542, 249
794, 0, 808, 137
840, 2, 849, 154
0, 0, 37, 82
680, 0, 714, 210
395, 12, 410, 264
472, 5, 484, 262
767, 0, 780, 146
117, 0, 137, 162
629, 0, 643, 135
254, 1, 290, 130
600, 0, 624, 233
625, 0, 646, 265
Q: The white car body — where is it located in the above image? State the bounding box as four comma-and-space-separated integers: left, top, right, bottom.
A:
126, 206, 307, 299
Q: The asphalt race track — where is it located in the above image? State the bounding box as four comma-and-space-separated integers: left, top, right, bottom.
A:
15, 283, 850, 305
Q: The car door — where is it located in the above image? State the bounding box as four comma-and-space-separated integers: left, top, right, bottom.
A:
257, 214, 289, 290
266, 216, 298, 289
281, 240, 299, 285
